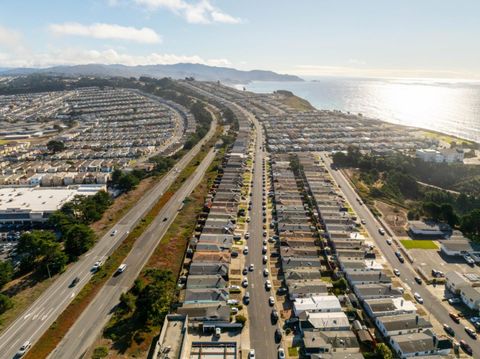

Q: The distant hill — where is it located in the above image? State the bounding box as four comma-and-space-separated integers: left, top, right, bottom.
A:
0, 63, 303, 83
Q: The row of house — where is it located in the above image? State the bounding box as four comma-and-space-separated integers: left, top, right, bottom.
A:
299, 153, 452, 359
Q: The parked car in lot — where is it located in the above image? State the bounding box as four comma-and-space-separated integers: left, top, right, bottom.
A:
465, 326, 477, 339
443, 324, 455, 336
450, 312, 461, 323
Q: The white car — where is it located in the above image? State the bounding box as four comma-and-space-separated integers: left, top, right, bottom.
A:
265, 280, 272, 290
361, 219, 366, 225
245, 232, 250, 239
242, 278, 249, 287
269, 296, 275, 306
414, 292, 424, 304
16, 341, 31, 357
394, 268, 400, 276
262, 255, 268, 264
243, 246, 249, 255
378, 228, 385, 235
263, 268, 269, 277
248, 349, 256, 358
249, 263, 255, 271
386, 238, 392, 245
117, 263, 127, 274
111, 229, 118, 236
278, 348, 286, 359
91, 260, 102, 271
263, 239, 267, 245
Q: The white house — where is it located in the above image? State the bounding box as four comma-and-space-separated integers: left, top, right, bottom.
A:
293, 295, 342, 316
389, 330, 451, 358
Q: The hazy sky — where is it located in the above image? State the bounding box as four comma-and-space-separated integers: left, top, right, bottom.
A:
1, 0, 480, 79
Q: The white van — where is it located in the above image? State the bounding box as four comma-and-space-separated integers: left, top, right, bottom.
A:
117, 263, 127, 274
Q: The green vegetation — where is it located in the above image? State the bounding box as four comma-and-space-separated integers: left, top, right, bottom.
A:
46, 140, 65, 153
0, 261, 14, 289
274, 90, 315, 111
333, 146, 480, 241
92, 346, 109, 359
331, 277, 348, 295
400, 240, 438, 250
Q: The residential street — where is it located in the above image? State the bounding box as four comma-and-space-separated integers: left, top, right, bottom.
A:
321, 153, 480, 357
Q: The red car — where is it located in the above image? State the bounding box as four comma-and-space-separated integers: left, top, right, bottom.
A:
450, 312, 460, 323
460, 340, 473, 355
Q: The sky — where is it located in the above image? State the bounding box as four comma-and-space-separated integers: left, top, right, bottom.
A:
1, 0, 480, 79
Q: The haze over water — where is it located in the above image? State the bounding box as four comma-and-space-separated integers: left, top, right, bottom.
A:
245, 77, 480, 143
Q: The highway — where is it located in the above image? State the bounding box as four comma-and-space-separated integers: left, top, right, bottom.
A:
245, 113, 278, 358
321, 153, 480, 357
0, 118, 217, 359
50, 147, 217, 359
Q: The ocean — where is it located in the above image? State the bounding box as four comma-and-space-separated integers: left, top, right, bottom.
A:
244, 77, 480, 143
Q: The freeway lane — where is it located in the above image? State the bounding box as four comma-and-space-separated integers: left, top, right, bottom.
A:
50, 147, 217, 359
321, 153, 480, 357
0, 118, 217, 359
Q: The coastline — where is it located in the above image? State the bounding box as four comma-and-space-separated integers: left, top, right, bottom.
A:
238, 79, 480, 145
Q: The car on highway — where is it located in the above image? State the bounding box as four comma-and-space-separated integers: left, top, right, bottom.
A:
450, 312, 461, 323
248, 349, 256, 358
269, 296, 275, 306
249, 263, 255, 271
378, 228, 385, 235
91, 260, 103, 272
443, 324, 455, 336
460, 340, 473, 355
449, 297, 462, 305
111, 229, 117, 236
277, 348, 286, 359
116, 263, 127, 274
414, 276, 423, 285
265, 280, 272, 291
16, 340, 31, 357
414, 292, 424, 304
263, 268, 269, 277
465, 326, 477, 339
242, 278, 249, 287
394, 268, 401, 276
163, 217, 168, 222
69, 276, 80, 288
386, 238, 392, 245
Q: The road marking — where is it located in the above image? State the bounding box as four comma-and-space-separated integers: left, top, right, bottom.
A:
71, 292, 75, 298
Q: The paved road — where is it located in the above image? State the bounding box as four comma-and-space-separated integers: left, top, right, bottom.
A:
245, 113, 278, 359
50, 147, 217, 359
0, 119, 217, 359
321, 153, 480, 357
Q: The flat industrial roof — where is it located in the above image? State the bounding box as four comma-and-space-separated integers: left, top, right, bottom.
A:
0, 185, 104, 213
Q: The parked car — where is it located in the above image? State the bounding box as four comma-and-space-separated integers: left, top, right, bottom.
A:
110, 229, 117, 236
443, 324, 455, 336
414, 292, 424, 304
242, 278, 249, 287
263, 255, 268, 264
249, 263, 255, 271
378, 228, 385, 235
460, 340, 473, 355
269, 296, 275, 306
275, 328, 283, 342
394, 268, 401, 276
386, 238, 392, 245
265, 280, 272, 291
361, 219, 366, 225
465, 326, 477, 339
263, 268, 269, 277
450, 312, 461, 323
244, 292, 250, 304
449, 297, 462, 305
243, 267, 248, 275
414, 276, 423, 285
243, 246, 249, 255
277, 348, 286, 359
248, 349, 256, 358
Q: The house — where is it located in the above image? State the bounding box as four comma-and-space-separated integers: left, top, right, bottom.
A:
353, 284, 403, 302
375, 314, 433, 338
299, 311, 350, 332
408, 221, 449, 239
293, 295, 342, 316
389, 330, 451, 358
445, 271, 470, 294
303, 330, 360, 357
287, 279, 329, 300
184, 288, 228, 304
188, 262, 229, 278
345, 270, 391, 286
363, 298, 417, 318
441, 239, 480, 256
459, 285, 480, 312
177, 302, 230, 323
186, 275, 227, 289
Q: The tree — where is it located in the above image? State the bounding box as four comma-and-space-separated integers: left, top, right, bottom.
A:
0, 261, 13, 289
111, 168, 123, 185
460, 209, 480, 239
64, 224, 96, 260
0, 294, 13, 314
46, 140, 65, 153
422, 202, 441, 220
439, 203, 459, 227
236, 314, 247, 325
17, 230, 58, 272
118, 173, 140, 192
40, 248, 67, 276
374, 343, 393, 359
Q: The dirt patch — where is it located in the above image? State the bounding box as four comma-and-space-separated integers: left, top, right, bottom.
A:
375, 201, 408, 236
